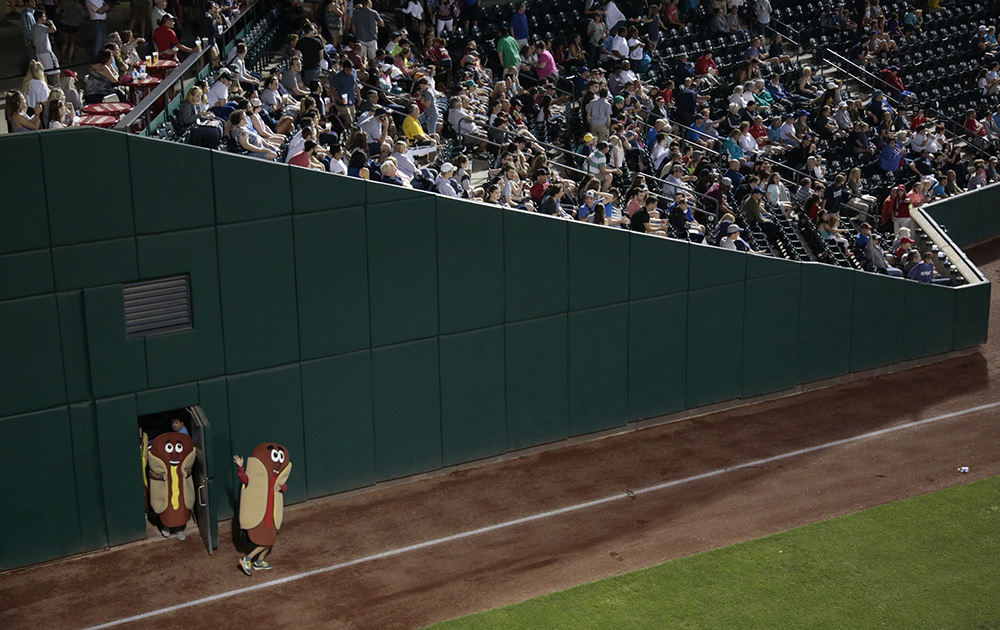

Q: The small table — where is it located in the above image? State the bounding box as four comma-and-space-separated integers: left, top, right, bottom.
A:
122, 76, 162, 105
82, 102, 134, 116
77, 114, 119, 128
145, 59, 179, 80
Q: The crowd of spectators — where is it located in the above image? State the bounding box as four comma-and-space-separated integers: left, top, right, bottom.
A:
6, 0, 1000, 282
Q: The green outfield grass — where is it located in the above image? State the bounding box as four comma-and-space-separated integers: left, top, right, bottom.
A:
435, 476, 1000, 629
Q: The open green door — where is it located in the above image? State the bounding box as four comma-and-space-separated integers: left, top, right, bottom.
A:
187, 405, 218, 553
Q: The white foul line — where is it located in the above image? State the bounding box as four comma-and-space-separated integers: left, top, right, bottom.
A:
82, 400, 1000, 629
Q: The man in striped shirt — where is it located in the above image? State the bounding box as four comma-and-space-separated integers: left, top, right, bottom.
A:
584, 141, 621, 191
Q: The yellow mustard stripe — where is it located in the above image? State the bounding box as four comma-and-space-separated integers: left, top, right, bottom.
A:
170, 465, 180, 510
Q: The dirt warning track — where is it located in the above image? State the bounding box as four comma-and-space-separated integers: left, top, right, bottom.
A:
3, 239, 1000, 630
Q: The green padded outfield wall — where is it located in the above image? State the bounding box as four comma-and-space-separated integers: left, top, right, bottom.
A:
0, 128, 991, 569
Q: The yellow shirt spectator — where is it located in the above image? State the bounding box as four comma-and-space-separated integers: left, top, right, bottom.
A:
402, 114, 427, 141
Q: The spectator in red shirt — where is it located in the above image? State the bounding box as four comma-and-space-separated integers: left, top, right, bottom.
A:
152, 14, 197, 58
879, 66, 904, 95
288, 140, 320, 169
965, 109, 987, 137
695, 51, 717, 77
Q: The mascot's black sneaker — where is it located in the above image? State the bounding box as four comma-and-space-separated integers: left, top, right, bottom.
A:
252, 560, 273, 571
239, 556, 253, 576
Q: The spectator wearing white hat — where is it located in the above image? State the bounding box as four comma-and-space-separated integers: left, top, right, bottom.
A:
435, 162, 461, 196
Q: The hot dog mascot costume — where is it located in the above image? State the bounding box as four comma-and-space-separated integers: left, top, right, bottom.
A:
146, 432, 196, 539
233, 443, 291, 575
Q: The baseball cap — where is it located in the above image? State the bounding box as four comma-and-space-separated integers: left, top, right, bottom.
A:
249, 97, 262, 107
727, 224, 743, 234
535, 167, 549, 176
900, 236, 915, 244
439, 162, 456, 173
585, 190, 596, 198
614, 95, 625, 103
596, 141, 610, 150
838, 101, 848, 108
751, 187, 765, 194
860, 222, 872, 229
583, 133, 595, 142
720, 177, 732, 186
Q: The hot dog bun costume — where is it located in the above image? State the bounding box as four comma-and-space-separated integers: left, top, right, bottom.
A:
238, 443, 291, 547
147, 432, 196, 529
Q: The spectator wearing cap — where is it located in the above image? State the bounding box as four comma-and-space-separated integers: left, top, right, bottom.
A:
584, 141, 621, 192
153, 13, 197, 58
855, 222, 889, 273
706, 176, 733, 214
894, 234, 915, 261
878, 136, 906, 173
720, 223, 753, 251
578, 189, 611, 223
207, 69, 236, 119
529, 168, 551, 203
908, 251, 938, 283
435, 162, 461, 197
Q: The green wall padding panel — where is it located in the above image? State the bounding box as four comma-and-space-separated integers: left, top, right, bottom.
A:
439, 327, 507, 465
0, 133, 48, 254
953, 282, 991, 349
686, 285, 744, 408
198, 377, 234, 521
0, 295, 66, 417
136, 383, 199, 415
0, 249, 53, 300
568, 223, 629, 311
975, 190, 1000, 242
628, 295, 687, 420
747, 253, 802, 279
629, 233, 689, 300
505, 211, 568, 322
137, 228, 226, 386
293, 209, 371, 359
69, 402, 108, 552
902, 282, 955, 360
83, 285, 147, 398
226, 365, 306, 505
212, 152, 292, 223
0, 407, 81, 570
301, 351, 376, 497
372, 339, 441, 481
688, 243, 747, 290
925, 194, 979, 248
217, 218, 299, 373
95, 395, 147, 546
850, 273, 906, 372
437, 198, 505, 334
42, 130, 133, 245
505, 315, 569, 450
57, 291, 92, 402
129, 136, 214, 234
797, 264, 855, 384
52, 237, 138, 291
291, 166, 366, 212
742, 272, 801, 398
568, 305, 628, 436
367, 179, 428, 204
367, 200, 438, 346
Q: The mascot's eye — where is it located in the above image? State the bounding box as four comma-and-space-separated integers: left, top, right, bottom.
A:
175, 442, 184, 453
278, 451, 286, 463
165, 443, 175, 453
270, 449, 281, 463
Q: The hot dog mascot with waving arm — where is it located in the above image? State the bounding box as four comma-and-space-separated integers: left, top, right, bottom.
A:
233, 443, 292, 576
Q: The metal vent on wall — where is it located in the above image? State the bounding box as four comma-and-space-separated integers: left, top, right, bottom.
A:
123, 275, 193, 339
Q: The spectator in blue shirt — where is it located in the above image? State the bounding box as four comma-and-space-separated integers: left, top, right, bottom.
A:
878, 137, 905, 172
908, 251, 937, 282
329, 59, 358, 124
510, 2, 529, 47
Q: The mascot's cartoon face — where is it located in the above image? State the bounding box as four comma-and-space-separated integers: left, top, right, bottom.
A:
147, 432, 196, 528
252, 443, 291, 478
239, 443, 292, 546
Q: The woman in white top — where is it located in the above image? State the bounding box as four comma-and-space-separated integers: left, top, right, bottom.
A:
21, 61, 50, 112
765, 172, 793, 214
328, 144, 348, 175
608, 135, 625, 169
47, 99, 68, 128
